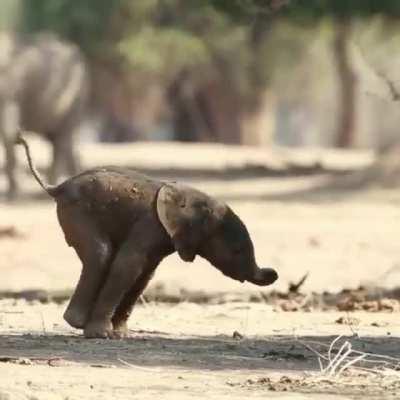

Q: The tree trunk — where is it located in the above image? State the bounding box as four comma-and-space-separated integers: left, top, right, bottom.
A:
333, 19, 357, 148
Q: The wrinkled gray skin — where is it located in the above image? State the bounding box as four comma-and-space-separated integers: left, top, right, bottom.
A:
0, 33, 89, 199
17, 136, 278, 339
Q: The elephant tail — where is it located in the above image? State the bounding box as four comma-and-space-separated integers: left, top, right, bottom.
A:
15, 131, 58, 197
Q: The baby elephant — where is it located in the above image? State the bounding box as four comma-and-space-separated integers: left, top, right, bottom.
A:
17, 135, 278, 339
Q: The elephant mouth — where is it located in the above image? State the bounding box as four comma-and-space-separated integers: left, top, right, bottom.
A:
247, 267, 278, 286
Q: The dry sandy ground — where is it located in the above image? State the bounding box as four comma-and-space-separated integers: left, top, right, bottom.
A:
1, 301, 400, 399
1, 138, 400, 399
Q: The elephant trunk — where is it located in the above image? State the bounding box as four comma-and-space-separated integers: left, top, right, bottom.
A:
246, 265, 278, 286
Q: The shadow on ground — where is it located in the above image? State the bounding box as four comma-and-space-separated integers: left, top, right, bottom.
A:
0, 333, 398, 372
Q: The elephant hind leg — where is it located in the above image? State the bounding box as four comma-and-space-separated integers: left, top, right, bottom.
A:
57, 204, 114, 329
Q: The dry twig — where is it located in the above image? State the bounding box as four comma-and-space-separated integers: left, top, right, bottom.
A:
296, 335, 400, 378
288, 273, 309, 293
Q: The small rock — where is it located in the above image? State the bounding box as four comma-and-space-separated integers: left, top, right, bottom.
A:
279, 300, 300, 312
379, 299, 400, 312
335, 316, 360, 325
371, 321, 388, 327
308, 237, 321, 247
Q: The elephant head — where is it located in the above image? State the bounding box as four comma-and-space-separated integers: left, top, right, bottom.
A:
156, 183, 278, 286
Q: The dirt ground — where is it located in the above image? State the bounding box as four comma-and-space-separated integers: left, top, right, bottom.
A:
1, 138, 400, 399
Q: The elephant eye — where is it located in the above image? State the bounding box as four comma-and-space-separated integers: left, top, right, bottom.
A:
233, 246, 242, 255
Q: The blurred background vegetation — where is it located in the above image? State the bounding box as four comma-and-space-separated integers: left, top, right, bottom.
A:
2, 0, 400, 153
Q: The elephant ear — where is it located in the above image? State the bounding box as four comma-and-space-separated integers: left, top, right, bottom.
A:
157, 183, 225, 262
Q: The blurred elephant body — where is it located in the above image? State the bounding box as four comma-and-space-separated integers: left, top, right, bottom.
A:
0, 32, 89, 198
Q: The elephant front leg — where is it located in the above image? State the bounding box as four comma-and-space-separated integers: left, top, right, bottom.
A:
111, 266, 157, 338
83, 217, 169, 339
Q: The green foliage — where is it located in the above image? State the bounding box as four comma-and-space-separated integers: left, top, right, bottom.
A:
0, 0, 21, 31
283, 0, 400, 21
19, 0, 400, 57
211, 0, 286, 20
20, 0, 121, 54
211, 0, 400, 22
18, 0, 400, 114
114, 0, 263, 97
119, 27, 209, 77
18, 0, 272, 102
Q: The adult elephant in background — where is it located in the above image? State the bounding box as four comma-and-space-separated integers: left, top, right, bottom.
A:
0, 32, 89, 199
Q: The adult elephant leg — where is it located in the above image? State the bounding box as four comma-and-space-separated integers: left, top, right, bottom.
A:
1, 101, 20, 199
63, 126, 81, 176
2, 131, 17, 199
57, 205, 114, 329
111, 265, 158, 337
65, 137, 80, 176
48, 129, 80, 184
48, 134, 65, 184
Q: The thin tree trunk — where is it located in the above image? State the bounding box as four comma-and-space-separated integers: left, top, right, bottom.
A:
333, 19, 357, 148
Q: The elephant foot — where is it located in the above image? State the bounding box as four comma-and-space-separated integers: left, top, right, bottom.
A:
6, 186, 18, 201
63, 307, 88, 329
112, 320, 130, 339
84, 319, 115, 339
